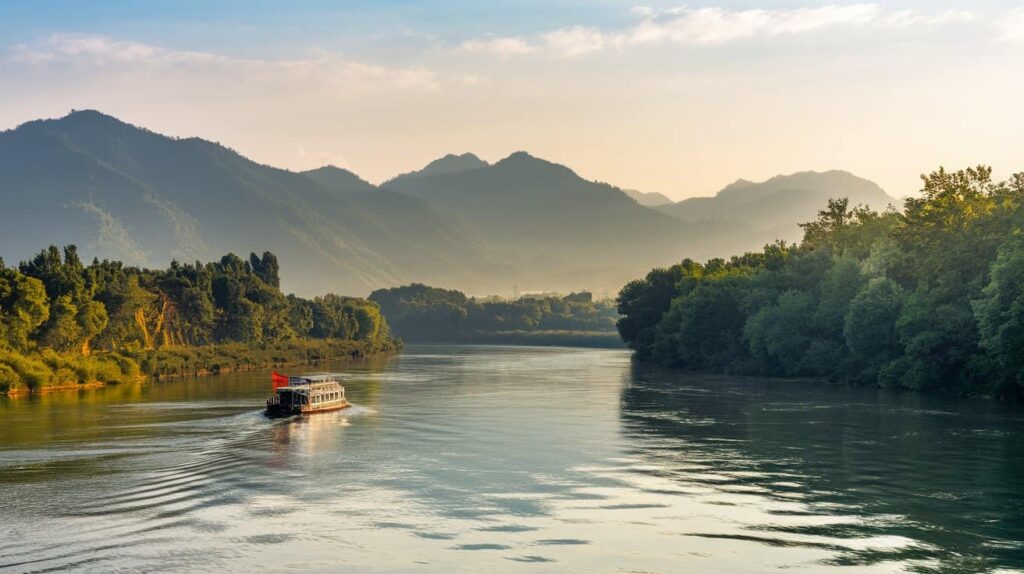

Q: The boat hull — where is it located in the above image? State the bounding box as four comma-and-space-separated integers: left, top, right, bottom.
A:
265, 400, 351, 418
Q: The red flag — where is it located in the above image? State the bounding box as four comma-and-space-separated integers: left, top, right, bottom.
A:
272, 371, 290, 390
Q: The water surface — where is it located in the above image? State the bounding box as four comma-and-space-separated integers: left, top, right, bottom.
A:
1, 345, 1022, 573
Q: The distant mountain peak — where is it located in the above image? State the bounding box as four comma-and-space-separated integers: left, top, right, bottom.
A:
306, 164, 360, 177
715, 170, 886, 202
420, 152, 487, 173
657, 169, 893, 242
440, 152, 483, 162
492, 151, 579, 181
623, 188, 673, 207
8, 108, 128, 136
384, 152, 488, 186
303, 164, 376, 194
63, 108, 114, 120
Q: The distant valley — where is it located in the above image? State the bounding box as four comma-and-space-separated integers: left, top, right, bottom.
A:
0, 110, 895, 296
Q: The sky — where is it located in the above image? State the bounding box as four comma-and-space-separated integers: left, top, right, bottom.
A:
0, 0, 1022, 200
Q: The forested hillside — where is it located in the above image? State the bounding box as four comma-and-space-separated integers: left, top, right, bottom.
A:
369, 283, 621, 347
0, 246, 396, 394
618, 166, 1024, 400
0, 110, 497, 296
0, 110, 899, 299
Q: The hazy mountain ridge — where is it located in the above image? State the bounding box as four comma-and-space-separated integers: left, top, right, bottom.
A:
0, 111, 495, 295
1, 110, 894, 297
623, 188, 673, 207
657, 170, 894, 244
385, 152, 489, 186
302, 165, 377, 195
382, 151, 711, 294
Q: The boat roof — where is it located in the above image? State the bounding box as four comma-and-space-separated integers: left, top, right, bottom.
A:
289, 373, 342, 383
277, 380, 344, 392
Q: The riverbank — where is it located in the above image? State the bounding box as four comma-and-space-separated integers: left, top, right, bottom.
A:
1, 338, 401, 396
398, 330, 624, 349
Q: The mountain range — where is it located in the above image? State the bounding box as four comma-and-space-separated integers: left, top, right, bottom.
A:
654, 170, 895, 245
0, 110, 896, 296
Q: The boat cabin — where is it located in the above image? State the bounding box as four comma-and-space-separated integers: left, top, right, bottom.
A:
265, 373, 350, 417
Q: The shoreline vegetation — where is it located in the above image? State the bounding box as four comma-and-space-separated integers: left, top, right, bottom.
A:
2, 339, 398, 396
617, 166, 1024, 401
0, 247, 399, 396
368, 284, 622, 348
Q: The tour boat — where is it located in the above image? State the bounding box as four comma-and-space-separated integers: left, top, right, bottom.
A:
264, 372, 350, 417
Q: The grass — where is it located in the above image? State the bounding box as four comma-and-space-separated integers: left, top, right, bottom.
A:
0, 338, 400, 394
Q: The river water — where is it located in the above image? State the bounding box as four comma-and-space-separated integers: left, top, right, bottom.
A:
1, 345, 1022, 573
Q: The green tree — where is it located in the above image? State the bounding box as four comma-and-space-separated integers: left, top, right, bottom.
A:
973, 237, 1024, 399
0, 269, 50, 350
843, 279, 905, 382
616, 264, 688, 360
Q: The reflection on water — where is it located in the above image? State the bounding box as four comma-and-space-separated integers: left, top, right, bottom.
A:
0, 346, 1021, 573
620, 368, 1024, 573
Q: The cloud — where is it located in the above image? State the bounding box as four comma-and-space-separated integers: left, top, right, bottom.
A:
10, 34, 443, 92
543, 26, 606, 58
12, 34, 223, 65
624, 4, 879, 46
458, 4, 980, 58
457, 36, 535, 59
996, 8, 1024, 43
880, 9, 978, 30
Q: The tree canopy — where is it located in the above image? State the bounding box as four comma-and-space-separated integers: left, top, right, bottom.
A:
370, 283, 619, 345
617, 166, 1024, 400
0, 247, 394, 392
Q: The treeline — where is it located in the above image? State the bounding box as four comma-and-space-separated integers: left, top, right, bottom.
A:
618, 166, 1024, 400
0, 247, 395, 393
369, 284, 621, 347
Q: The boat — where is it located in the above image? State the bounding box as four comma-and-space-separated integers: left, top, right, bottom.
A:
264, 371, 350, 417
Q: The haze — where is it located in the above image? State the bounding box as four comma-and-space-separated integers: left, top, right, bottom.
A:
1, 0, 1022, 199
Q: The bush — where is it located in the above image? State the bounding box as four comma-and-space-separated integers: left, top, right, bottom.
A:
0, 349, 53, 391
0, 362, 24, 393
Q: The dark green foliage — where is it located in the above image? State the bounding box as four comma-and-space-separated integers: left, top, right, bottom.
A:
370, 283, 619, 346
843, 279, 905, 382
618, 166, 1024, 399
617, 265, 688, 360
973, 236, 1024, 399
0, 246, 395, 393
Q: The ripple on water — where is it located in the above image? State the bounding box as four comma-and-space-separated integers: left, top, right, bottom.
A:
1, 346, 1023, 573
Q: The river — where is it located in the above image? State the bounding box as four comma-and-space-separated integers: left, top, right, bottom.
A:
1, 345, 1022, 573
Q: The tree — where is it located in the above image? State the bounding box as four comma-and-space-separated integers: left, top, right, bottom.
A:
973, 237, 1024, 399
250, 252, 281, 288
0, 269, 50, 350
744, 290, 815, 376
616, 264, 688, 360
843, 279, 905, 382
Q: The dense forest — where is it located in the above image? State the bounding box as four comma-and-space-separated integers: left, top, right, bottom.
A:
0, 246, 396, 393
369, 284, 621, 347
617, 166, 1024, 400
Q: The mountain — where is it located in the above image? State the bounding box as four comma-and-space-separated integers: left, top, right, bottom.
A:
302, 165, 377, 194
623, 188, 673, 207
0, 110, 495, 295
656, 170, 895, 244
0, 110, 895, 298
382, 151, 715, 294
385, 152, 488, 185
